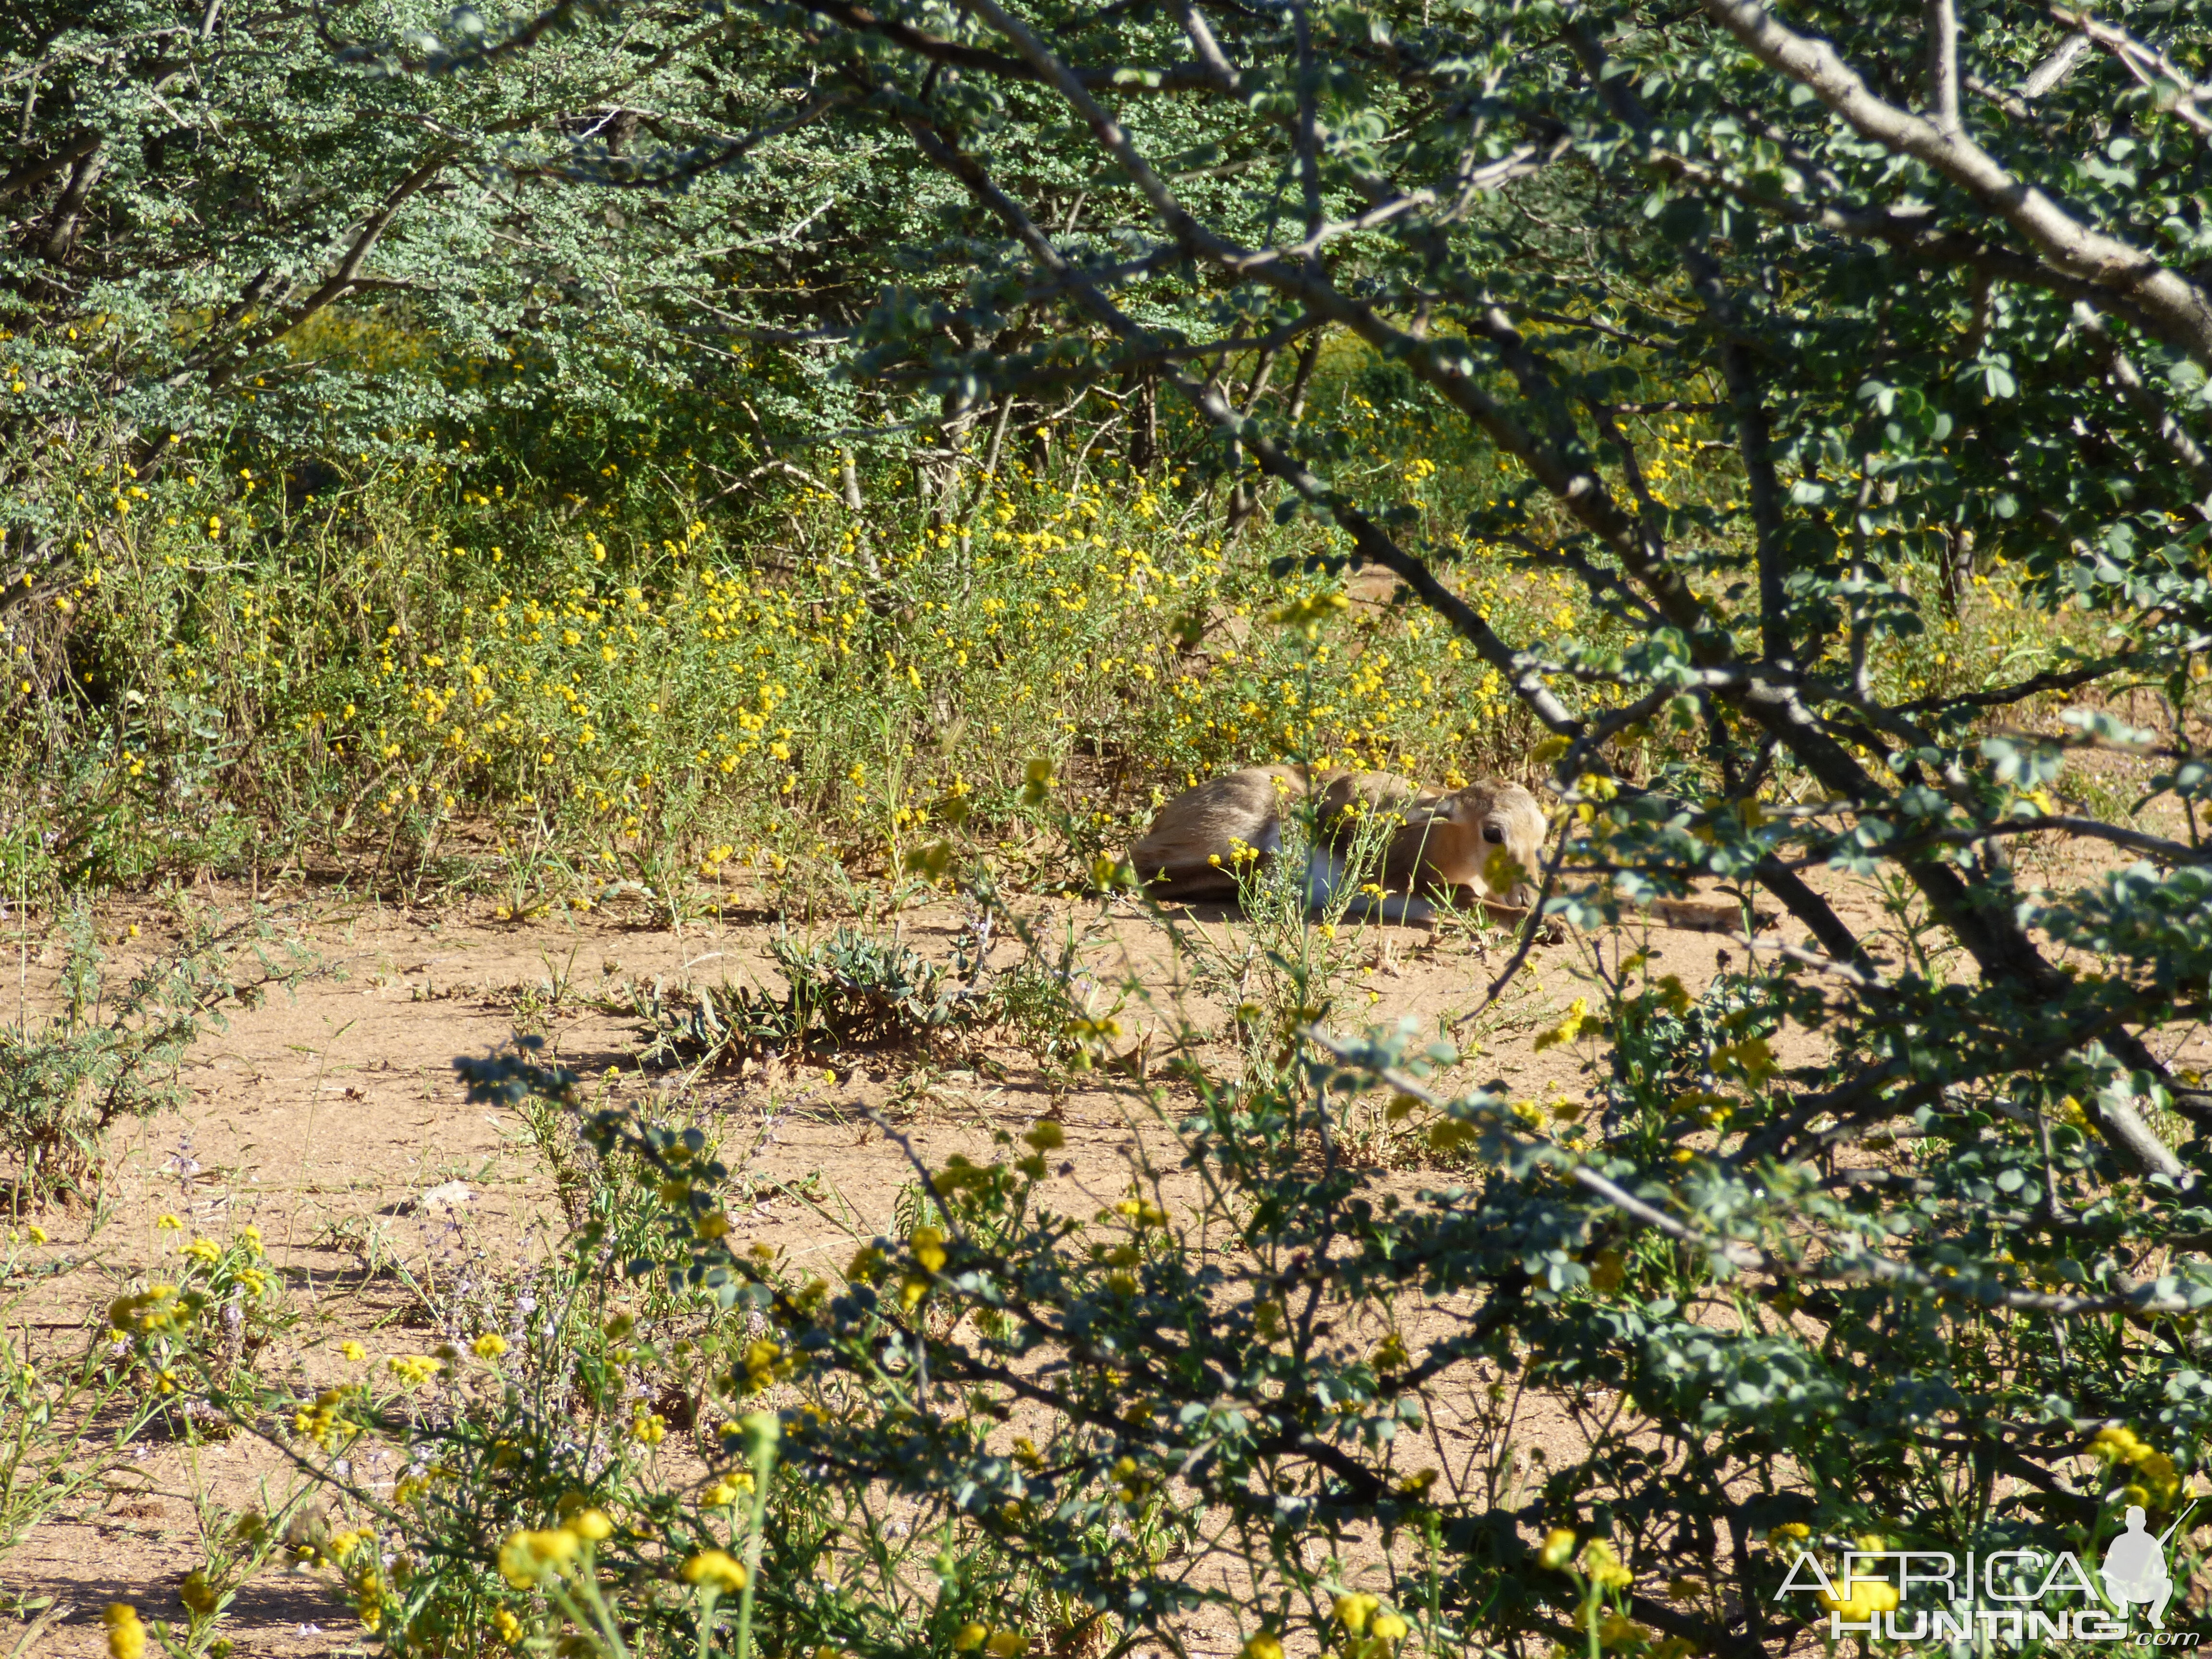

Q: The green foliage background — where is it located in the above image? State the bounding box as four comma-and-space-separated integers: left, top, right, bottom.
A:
15, 0, 2212, 1655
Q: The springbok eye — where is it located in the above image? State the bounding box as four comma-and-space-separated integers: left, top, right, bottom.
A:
1483, 825, 1505, 844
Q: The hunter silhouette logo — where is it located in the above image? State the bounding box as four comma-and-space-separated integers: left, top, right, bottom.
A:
2104, 1506, 2185, 1630
1780, 1505, 2200, 1646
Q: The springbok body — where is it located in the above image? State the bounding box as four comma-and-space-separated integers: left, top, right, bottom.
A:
1129, 766, 1545, 924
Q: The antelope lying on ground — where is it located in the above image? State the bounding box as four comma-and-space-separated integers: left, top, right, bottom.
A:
1128, 765, 1545, 926
1128, 765, 1757, 932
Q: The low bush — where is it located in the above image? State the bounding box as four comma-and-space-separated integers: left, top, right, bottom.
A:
624, 926, 993, 1071
104, 889, 2212, 1659
0, 905, 311, 1202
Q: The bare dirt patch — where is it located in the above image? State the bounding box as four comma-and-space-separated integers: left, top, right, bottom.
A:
12, 853, 2185, 1659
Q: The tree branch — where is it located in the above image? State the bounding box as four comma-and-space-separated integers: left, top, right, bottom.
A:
1310, 1030, 2207, 1316
891, 94, 1582, 737
0, 129, 97, 203
181, 151, 452, 391
2060, 10, 2212, 137
1698, 0, 2212, 366
937, 0, 2187, 1179
800, 0, 1219, 92
2021, 31, 2091, 99
1925, 0, 1962, 133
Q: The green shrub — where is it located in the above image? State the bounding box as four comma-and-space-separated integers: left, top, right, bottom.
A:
110, 881, 2212, 1659
0, 906, 311, 1202
624, 927, 991, 1071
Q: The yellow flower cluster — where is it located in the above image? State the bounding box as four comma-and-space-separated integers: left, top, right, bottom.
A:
1111, 1195, 1167, 1228
1332, 1591, 1411, 1657
179, 1569, 218, 1616
2092, 1423, 2184, 1508
107, 1285, 190, 1338
104, 1604, 145, 1659
1816, 1577, 1899, 1623
386, 1354, 442, 1388
327, 1527, 389, 1632
701, 1472, 755, 1508
1578, 1539, 1634, 1591
293, 1387, 358, 1450
497, 1508, 613, 1587
734, 1336, 789, 1395
909, 1226, 948, 1274
951, 1622, 1028, 1656
681, 1548, 749, 1593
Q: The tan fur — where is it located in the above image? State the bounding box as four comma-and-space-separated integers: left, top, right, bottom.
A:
1131, 765, 1768, 933
1314, 771, 1547, 909
1130, 765, 1544, 910
1128, 765, 1318, 899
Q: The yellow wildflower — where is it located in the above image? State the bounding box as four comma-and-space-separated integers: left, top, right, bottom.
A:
496, 1528, 580, 1587
910, 1226, 948, 1274
1816, 1579, 1899, 1623
1598, 1613, 1648, 1649
1334, 1594, 1380, 1635
682, 1551, 748, 1593
1533, 998, 1595, 1054
571, 1508, 613, 1542
1579, 1539, 1632, 1590
105, 1605, 146, 1659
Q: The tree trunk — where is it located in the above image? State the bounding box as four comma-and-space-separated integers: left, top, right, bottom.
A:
1127, 368, 1159, 477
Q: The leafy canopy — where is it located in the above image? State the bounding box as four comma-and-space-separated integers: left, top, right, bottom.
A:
18, 0, 2212, 1650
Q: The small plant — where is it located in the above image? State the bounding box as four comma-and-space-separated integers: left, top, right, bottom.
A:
106, 1218, 299, 1429
1146, 775, 1376, 1080
986, 906, 1122, 1091
119, 1491, 325, 1658
0, 1226, 160, 1587
104, 1042, 904, 1657
625, 927, 987, 1070
0, 906, 312, 1202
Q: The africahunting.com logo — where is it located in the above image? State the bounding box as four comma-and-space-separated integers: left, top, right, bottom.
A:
1781, 1505, 2200, 1646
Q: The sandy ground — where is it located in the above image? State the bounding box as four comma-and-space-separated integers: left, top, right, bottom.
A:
2, 854, 2202, 1658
